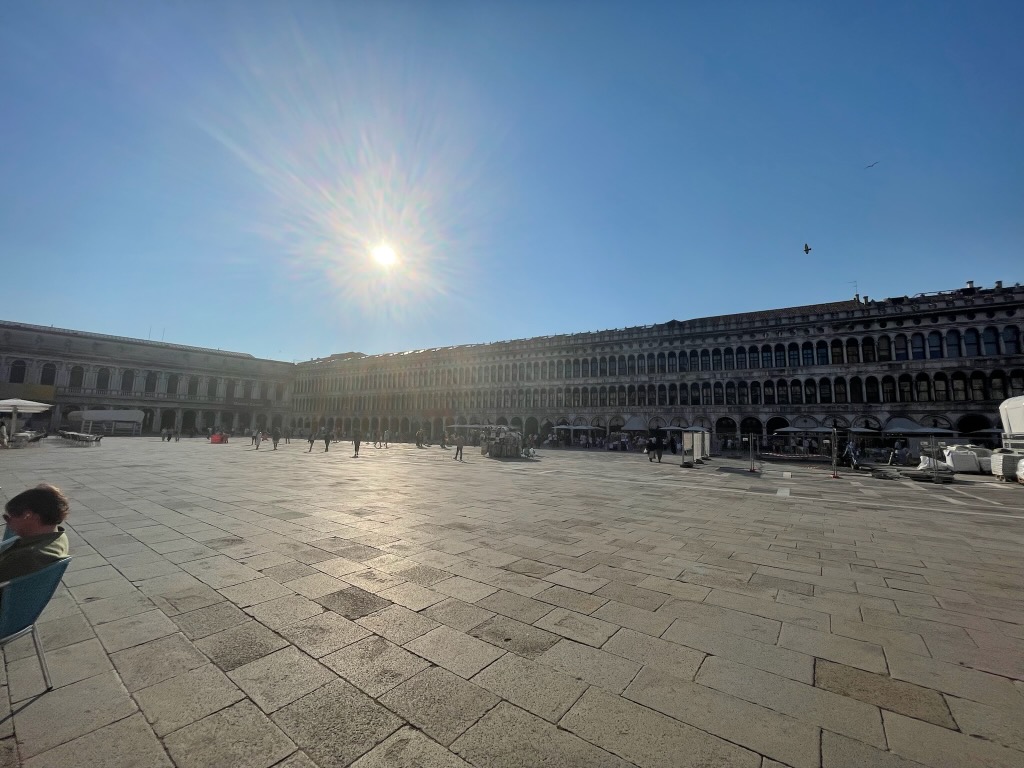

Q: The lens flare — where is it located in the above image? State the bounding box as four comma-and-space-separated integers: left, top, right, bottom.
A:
195, 10, 500, 324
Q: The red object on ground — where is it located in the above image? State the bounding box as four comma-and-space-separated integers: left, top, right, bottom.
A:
211, 434, 228, 444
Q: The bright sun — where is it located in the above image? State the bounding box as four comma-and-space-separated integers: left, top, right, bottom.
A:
371, 243, 398, 267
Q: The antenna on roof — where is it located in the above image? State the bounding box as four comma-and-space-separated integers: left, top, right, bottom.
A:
848, 281, 860, 302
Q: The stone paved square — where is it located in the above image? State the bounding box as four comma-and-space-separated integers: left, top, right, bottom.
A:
2, 438, 1024, 767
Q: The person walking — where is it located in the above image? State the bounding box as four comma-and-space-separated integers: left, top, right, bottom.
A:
454, 432, 465, 462
272, 426, 281, 450
653, 432, 664, 463
308, 430, 316, 453
352, 432, 361, 457
383, 429, 389, 448
255, 430, 262, 450
323, 428, 331, 452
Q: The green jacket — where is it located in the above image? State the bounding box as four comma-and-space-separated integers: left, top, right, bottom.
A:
0, 528, 69, 583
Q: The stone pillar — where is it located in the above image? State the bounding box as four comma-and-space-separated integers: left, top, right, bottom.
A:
175, 408, 183, 431
153, 407, 162, 433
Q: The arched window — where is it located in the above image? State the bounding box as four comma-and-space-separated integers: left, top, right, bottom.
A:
713, 383, 724, 405
788, 343, 799, 367
667, 353, 677, 374
989, 372, 1006, 401
619, 355, 627, 375
774, 344, 786, 368
915, 374, 931, 402
679, 383, 689, 405
690, 383, 700, 404
750, 381, 761, 404
970, 372, 987, 401
761, 346, 772, 368
881, 376, 897, 403
862, 338, 876, 363
1002, 327, 1021, 355
627, 385, 637, 406
701, 383, 711, 405
608, 357, 617, 376
700, 350, 710, 371
834, 377, 848, 404
738, 381, 749, 405
40, 362, 56, 386
723, 349, 733, 370
187, 376, 199, 397
736, 348, 747, 369
790, 380, 802, 404
636, 355, 645, 375
865, 376, 880, 403
982, 327, 1000, 356
877, 336, 892, 362
927, 332, 943, 359
892, 335, 908, 361
69, 366, 84, 388
846, 339, 860, 364
725, 382, 736, 405
802, 342, 814, 366
599, 357, 608, 376
689, 351, 699, 371
898, 375, 913, 402
581, 359, 590, 377
933, 374, 948, 402
819, 378, 832, 404
816, 341, 830, 365
667, 383, 677, 406
712, 349, 722, 370
910, 334, 926, 361
647, 353, 656, 373
120, 369, 135, 393
96, 367, 111, 391
775, 379, 788, 404
8, 360, 26, 384
763, 381, 775, 405
964, 329, 980, 357
636, 385, 645, 406
626, 355, 636, 375
945, 330, 961, 358
658, 384, 668, 405
849, 377, 864, 403
831, 340, 845, 365
1009, 369, 1024, 397
804, 379, 817, 404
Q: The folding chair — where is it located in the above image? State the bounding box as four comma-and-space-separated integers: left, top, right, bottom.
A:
0, 557, 72, 691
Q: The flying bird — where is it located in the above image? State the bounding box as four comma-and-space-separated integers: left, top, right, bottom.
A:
803, 243, 812, 255
865, 161, 880, 168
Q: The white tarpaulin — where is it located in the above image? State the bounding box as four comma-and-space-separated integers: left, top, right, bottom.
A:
69, 410, 145, 424
0, 398, 52, 434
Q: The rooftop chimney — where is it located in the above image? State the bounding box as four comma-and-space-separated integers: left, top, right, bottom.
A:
966, 280, 975, 289
995, 280, 1003, 289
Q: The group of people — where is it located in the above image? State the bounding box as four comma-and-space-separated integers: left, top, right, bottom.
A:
250, 427, 286, 450
159, 428, 180, 442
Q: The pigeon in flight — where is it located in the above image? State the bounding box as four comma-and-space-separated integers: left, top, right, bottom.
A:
803, 243, 812, 255
865, 161, 880, 168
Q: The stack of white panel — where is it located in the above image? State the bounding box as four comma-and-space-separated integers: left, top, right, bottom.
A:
992, 453, 1023, 480
944, 449, 981, 473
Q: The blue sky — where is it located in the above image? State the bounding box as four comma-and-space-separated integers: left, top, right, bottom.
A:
2, 1, 1021, 361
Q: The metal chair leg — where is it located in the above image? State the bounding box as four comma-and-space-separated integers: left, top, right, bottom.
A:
31, 624, 53, 691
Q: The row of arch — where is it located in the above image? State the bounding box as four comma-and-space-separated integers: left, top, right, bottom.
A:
285, 411, 998, 442
6, 361, 286, 401
297, 370, 1023, 413
295, 325, 1023, 393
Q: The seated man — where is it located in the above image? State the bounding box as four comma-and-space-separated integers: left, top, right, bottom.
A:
0, 484, 70, 583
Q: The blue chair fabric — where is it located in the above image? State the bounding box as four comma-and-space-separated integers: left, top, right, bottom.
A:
0, 557, 72, 691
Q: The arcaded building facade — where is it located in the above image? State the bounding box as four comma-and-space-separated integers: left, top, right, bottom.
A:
0, 322, 294, 434
2, 280, 1022, 441
291, 281, 1024, 443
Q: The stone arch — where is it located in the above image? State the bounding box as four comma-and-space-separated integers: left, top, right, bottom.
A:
956, 413, 990, 435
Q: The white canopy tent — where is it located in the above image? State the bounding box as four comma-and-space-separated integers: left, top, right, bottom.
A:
0, 398, 53, 435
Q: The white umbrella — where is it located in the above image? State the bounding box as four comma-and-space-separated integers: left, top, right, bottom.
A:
0, 398, 53, 435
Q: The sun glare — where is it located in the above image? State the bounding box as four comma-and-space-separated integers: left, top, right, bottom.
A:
371, 243, 397, 267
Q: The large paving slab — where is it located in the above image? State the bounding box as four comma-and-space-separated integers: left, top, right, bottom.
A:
3, 438, 1024, 766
